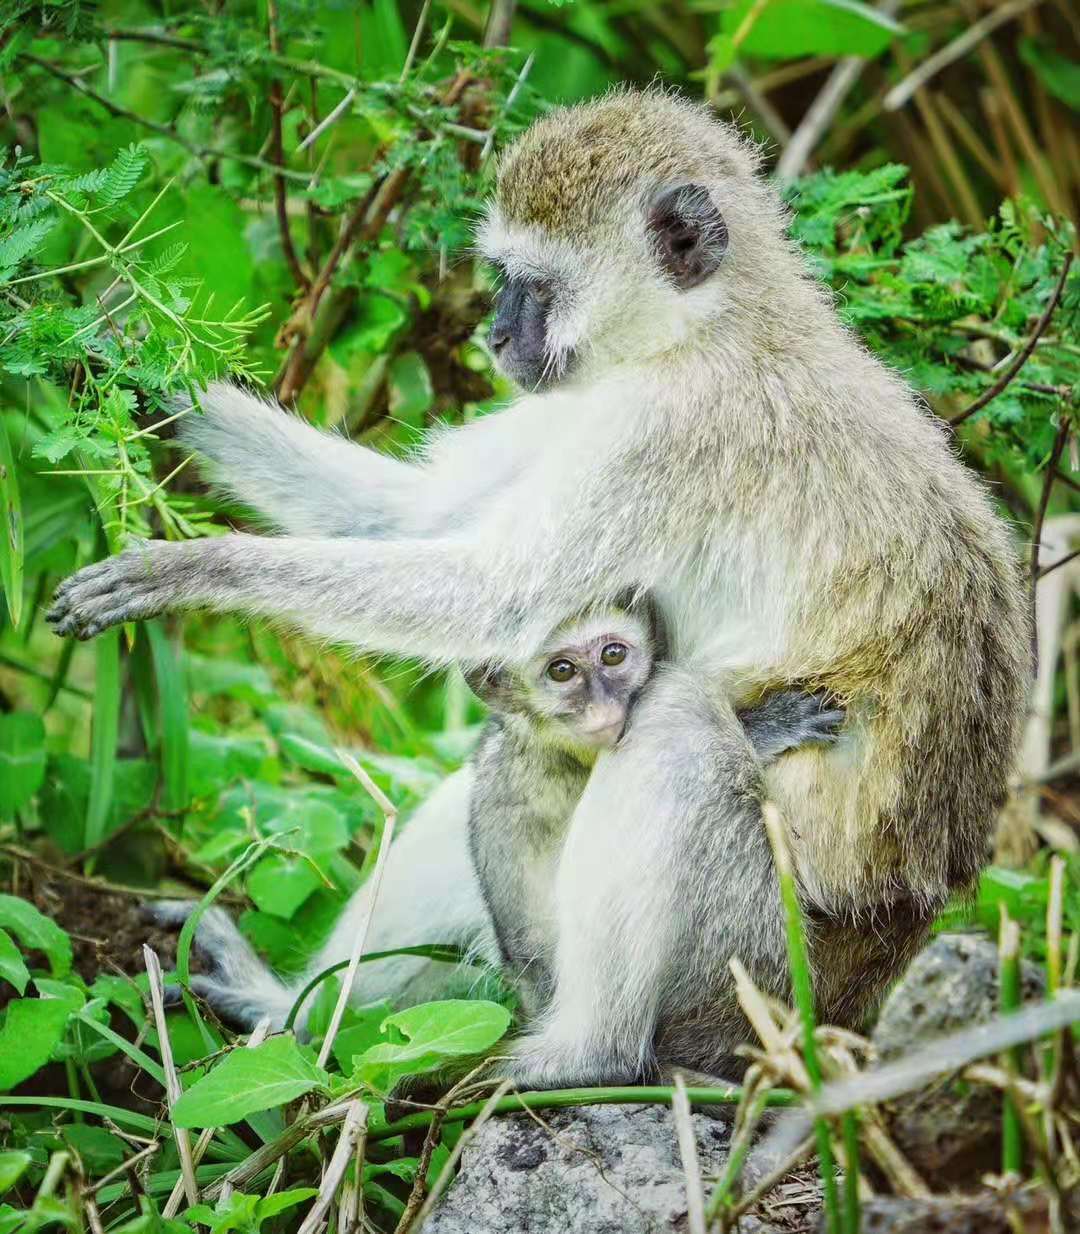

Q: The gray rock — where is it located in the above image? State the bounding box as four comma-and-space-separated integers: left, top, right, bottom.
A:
848, 1190, 1049, 1234
870, 932, 1044, 1183
425, 1102, 789, 1234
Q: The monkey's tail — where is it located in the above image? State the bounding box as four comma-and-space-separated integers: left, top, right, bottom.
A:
145, 901, 297, 1031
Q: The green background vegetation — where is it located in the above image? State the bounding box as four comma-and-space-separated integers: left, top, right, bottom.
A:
0, 0, 1079, 1229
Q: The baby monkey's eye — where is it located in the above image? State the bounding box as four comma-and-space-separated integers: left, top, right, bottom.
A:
532, 282, 555, 307
600, 643, 628, 666
547, 658, 576, 682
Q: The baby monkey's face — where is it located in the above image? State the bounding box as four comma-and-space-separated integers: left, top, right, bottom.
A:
525, 611, 656, 749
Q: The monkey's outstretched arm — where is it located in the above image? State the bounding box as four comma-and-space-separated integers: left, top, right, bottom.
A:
47, 532, 630, 664
178, 384, 424, 539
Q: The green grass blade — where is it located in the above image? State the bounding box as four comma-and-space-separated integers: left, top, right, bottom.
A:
0, 414, 24, 627
763, 804, 845, 1234
146, 619, 189, 811
999, 904, 1024, 1175
77, 1012, 167, 1087
84, 626, 120, 861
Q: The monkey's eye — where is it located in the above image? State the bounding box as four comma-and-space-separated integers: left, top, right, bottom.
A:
546, 658, 576, 683
531, 282, 554, 307
600, 643, 628, 666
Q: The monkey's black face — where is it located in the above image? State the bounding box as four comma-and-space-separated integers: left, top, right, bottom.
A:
488, 275, 566, 390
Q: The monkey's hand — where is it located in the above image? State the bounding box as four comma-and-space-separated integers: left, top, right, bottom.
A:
739, 689, 846, 765
47, 540, 192, 639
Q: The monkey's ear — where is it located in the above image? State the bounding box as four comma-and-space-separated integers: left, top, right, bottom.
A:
648, 184, 729, 290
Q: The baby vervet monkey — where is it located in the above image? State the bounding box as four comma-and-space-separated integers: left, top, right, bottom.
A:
466, 597, 845, 1014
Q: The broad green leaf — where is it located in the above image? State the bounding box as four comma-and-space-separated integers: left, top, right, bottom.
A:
172, 1036, 329, 1127
246, 852, 324, 919
387, 351, 434, 427
54, 1125, 126, 1173
276, 733, 344, 778
0, 897, 71, 977
0, 713, 45, 818
0, 416, 22, 626
0, 998, 72, 1090
185, 654, 277, 707
0, 931, 29, 995
263, 799, 349, 856
257, 1189, 319, 1221
723, 0, 901, 59
354, 1000, 511, 1090
1020, 39, 1080, 110
0, 1152, 30, 1196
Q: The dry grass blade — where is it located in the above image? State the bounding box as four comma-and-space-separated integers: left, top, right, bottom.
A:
884, 0, 1040, 111
143, 945, 200, 1207
317, 751, 399, 1071
296, 1100, 368, 1234
672, 1073, 707, 1234
161, 1016, 273, 1218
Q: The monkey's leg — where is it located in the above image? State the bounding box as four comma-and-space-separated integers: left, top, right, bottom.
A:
178, 383, 425, 539
507, 666, 788, 1089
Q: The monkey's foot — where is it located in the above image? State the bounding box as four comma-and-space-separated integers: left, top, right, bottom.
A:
47, 541, 187, 639
503, 1031, 644, 1091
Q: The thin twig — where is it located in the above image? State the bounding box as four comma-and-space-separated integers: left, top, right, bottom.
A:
951, 254, 1074, 427
143, 946, 199, 1207
671, 1073, 707, 1234
316, 752, 399, 1070
267, 0, 310, 289
884, 0, 1040, 111
1030, 417, 1072, 584
411, 1080, 514, 1231
1037, 546, 1080, 582
297, 88, 357, 153
88, 1141, 160, 1195
296, 1101, 369, 1234
400, 0, 433, 82
20, 54, 312, 182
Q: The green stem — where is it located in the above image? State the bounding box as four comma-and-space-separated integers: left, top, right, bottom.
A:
369, 1085, 797, 1143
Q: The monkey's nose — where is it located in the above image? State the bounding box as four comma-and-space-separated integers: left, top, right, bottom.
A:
488, 322, 511, 351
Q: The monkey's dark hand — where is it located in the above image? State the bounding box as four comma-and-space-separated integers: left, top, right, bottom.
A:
47, 540, 190, 640
739, 689, 846, 765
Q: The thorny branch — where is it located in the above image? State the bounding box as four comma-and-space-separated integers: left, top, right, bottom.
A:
950, 253, 1075, 428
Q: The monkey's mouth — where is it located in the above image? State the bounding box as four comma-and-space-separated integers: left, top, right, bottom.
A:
580, 720, 626, 749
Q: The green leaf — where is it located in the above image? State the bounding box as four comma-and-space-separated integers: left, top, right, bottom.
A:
256, 1189, 319, 1222
0, 897, 71, 977
354, 1000, 511, 1091
723, 0, 901, 59
246, 852, 323, 919
0, 931, 29, 995
146, 621, 189, 810
54, 1125, 127, 1173
185, 655, 277, 708
387, 352, 434, 427
0, 417, 22, 626
172, 1037, 329, 1128
95, 144, 147, 206
0, 1152, 31, 1196
0, 713, 46, 817
1020, 39, 1080, 110
0, 998, 72, 1090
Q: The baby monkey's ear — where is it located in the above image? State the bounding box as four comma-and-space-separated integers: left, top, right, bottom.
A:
463, 663, 517, 711
648, 184, 729, 290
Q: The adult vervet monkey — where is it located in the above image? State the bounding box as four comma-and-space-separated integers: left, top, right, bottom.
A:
50, 90, 1029, 1087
